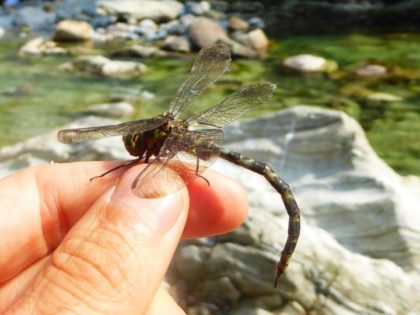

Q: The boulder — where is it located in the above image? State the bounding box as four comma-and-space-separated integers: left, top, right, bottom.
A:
188, 17, 228, 49
61, 56, 147, 79
185, 1, 211, 16
53, 20, 94, 42
14, 6, 56, 31
168, 106, 420, 314
98, 0, 183, 21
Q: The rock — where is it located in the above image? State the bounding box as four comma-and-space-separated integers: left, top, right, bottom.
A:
106, 22, 137, 40
98, 0, 183, 21
14, 6, 56, 31
185, 1, 211, 16
220, 38, 259, 58
112, 45, 167, 58
18, 37, 67, 56
90, 15, 117, 29
57, 0, 97, 20
248, 17, 265, 29
188, 17, 228, 49
53, 20, 94, 42
229, 16, 249, 31
168, 107, 420, 314
159, 19, 186, 36
83, 102, 135, 118
232, 29, 269, 54
136, 19, 159, 39
0, 27, 4, 38
284, 54, 337, 72
0, 116, 130, 177
161, 35, 191, 52
356, 64, 387, 77
367, 92, 403, 102
61, 56, 147, 79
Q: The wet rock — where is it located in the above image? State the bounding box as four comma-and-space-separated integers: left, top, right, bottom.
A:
232, 29, 269, 54
106, 22, 137, 40
284, 54, 337, 72
14, 6, 56, 31
83, 102, 135, 118
185, 1, 211, 16
61, 56, 146, 79
356, 64, 387, 77
53, 20, 94, 42
112, 45, 167, 58
229, 16, 249, 31
188, 17, 228, 48
19, 37, 67, 56
98, 0, 183, 21
161, 35, 191, 52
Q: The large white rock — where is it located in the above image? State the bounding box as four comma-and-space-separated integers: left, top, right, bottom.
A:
98, 0, 183, 21
53, 20, 94, 42
1, 107, 419, 314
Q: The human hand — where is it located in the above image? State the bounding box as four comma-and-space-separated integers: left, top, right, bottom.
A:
0, 161, 247, 314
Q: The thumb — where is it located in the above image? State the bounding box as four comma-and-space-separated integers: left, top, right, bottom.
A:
24, 165, 188, 315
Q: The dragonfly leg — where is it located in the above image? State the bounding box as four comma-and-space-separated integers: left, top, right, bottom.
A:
90, 158, 142, 181
195, 157, 210, 186
218, 148, 300, 288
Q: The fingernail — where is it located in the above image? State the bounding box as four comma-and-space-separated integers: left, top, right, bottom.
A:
109, 166, 186, 234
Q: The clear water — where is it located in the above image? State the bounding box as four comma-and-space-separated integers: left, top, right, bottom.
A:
0, 33, 419, 175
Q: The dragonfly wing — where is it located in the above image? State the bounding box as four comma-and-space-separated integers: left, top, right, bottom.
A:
57, 116, 168, 144
187, 82, 276, 128
132, 128, 223, 198
169, 44, 231, 117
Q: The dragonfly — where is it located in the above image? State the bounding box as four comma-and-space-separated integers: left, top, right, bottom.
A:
58, 44, 300, 288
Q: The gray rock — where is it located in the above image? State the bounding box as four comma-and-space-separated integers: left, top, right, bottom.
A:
98, 0, 183, 21
112, 45, 167, 58
0, 117, 130, 178
83, 102, 135, 118
185, 1, 211, 16
14, 6, 56, 31
91, 15, 117, 29
161, 35, 191, 52
159, 19, 187, 35
61, 55, 147, 79
136, 19, 159, 39
168, 107, 420, 314
57, 0, 97, 20
53, 20, 94, 42
248, 17, 265, 30
188, 17, 228, 49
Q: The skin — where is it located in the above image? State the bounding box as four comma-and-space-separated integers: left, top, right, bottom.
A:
0, 161, 248, 314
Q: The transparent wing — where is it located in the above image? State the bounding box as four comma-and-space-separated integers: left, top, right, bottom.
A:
57, 116, 168, 144
187, 82, 276, 128
132, 129, 224, 198
169, 44, 231, 117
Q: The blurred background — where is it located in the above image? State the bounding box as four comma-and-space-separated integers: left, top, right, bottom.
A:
0, 1, 419, 314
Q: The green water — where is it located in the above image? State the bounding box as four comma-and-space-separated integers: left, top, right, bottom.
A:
0, 34, 419, 175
